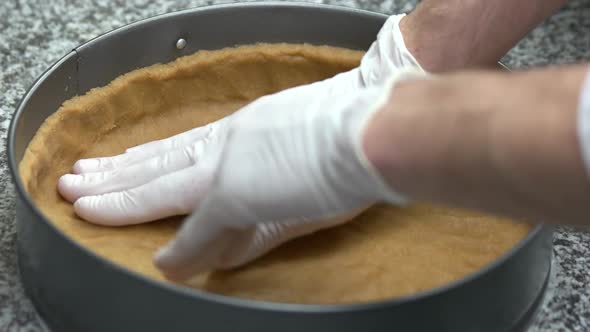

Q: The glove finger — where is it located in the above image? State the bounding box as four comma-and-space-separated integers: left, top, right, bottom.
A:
214, 210, 365, 269
59, 143, 206, 203
73, 164, 213, 226
155, 207, 365, 280
73, 148, 162, 174
154, 216, 251, 281
126, 122, 218, 154
74, 122, 219, 174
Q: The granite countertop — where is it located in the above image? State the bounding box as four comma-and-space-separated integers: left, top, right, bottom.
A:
0, 0, 589, 331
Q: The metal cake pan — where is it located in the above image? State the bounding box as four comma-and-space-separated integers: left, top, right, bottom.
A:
8, 3, 553, 331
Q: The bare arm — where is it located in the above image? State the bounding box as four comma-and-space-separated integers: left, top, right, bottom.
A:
401, 0, 567, 72
363, 65, 590, 225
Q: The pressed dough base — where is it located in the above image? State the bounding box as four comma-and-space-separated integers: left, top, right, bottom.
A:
19, 43, 531, 304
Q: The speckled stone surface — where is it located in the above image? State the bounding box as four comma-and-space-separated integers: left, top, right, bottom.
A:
0, 0, 589, 331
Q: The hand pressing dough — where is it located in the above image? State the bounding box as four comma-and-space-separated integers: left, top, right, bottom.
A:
19, 43, 531, 304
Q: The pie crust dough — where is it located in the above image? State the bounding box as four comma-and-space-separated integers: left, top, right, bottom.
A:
19, 43, 531, 304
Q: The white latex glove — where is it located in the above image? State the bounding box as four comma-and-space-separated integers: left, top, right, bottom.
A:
58, 14, 423, 279
150, 74, 426, 280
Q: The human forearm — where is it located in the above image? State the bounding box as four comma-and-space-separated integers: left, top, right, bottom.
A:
364, 65, 590, 225
401, 0, 567, 72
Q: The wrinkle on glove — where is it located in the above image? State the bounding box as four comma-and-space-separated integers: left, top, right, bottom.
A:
359, 14, 423, 87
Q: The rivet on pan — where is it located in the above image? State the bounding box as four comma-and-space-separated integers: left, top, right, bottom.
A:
176, 38, 187, 50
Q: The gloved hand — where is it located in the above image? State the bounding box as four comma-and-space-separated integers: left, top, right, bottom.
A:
58, 14, 424, 280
